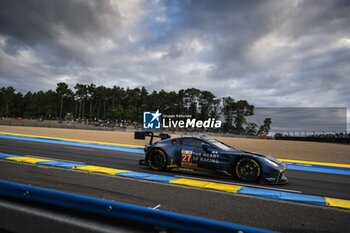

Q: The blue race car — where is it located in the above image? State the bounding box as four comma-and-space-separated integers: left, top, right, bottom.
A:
135, 132, 288, 184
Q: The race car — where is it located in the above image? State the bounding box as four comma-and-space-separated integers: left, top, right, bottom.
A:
134, 131, 288, 184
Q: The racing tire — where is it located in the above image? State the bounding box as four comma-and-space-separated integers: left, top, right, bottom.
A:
146, 149, 167, 171
235, 158, 261, 183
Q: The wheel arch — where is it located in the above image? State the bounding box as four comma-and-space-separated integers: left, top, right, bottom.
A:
146, 147, 169, 163
234, 156, 262, 182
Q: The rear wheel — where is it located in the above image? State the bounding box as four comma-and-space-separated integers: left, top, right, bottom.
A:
235, 158, 261, 183
147, 149, 167, 171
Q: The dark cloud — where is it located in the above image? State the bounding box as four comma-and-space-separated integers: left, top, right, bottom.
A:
0, 0, 126, 67
0, 0, 123, 44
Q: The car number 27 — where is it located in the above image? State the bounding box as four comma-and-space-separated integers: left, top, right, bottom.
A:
181, 150, 193, 163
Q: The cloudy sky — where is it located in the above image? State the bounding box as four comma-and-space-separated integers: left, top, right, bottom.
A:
0, 0, 349, 125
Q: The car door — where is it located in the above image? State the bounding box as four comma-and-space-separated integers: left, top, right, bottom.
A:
199, 142, 222, 170
179, 138, 204, 169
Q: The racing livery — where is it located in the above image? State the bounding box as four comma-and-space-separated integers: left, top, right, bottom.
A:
135, 132, 288, 184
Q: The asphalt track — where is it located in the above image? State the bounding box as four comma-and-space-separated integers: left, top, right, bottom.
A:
1, 138, 350, 232
0, 138, 349, 199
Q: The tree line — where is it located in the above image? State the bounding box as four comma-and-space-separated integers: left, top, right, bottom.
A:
0, 83, 271, 135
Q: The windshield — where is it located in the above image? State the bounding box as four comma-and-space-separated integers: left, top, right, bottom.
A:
206, 138, 233, 151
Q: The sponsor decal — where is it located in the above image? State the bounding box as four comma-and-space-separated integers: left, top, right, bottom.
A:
181, 150, 220, 165
192, 152, 220, 164
181, 150, 193, 163
181, 150, 197, 167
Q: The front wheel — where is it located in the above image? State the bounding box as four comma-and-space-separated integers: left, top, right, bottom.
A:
235, 158, 261, 183
147, 149, 167, 171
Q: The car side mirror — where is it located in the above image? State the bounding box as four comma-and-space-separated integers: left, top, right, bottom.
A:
202, 143, 210, 152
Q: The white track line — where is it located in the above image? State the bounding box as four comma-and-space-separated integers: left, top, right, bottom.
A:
152, 204, 161, 209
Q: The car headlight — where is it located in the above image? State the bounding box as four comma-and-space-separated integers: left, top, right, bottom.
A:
264, 158, 279, 168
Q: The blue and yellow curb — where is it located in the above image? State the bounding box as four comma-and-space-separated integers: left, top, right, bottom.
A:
0, 132, 144, 154
278, 158, 350, 175
0, 132, 144, 148
1, 152, 349, 210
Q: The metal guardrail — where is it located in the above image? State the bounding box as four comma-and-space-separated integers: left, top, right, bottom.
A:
0, 180, 275, 233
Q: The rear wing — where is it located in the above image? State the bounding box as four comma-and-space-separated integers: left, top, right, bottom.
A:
134, 131, 171, 144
